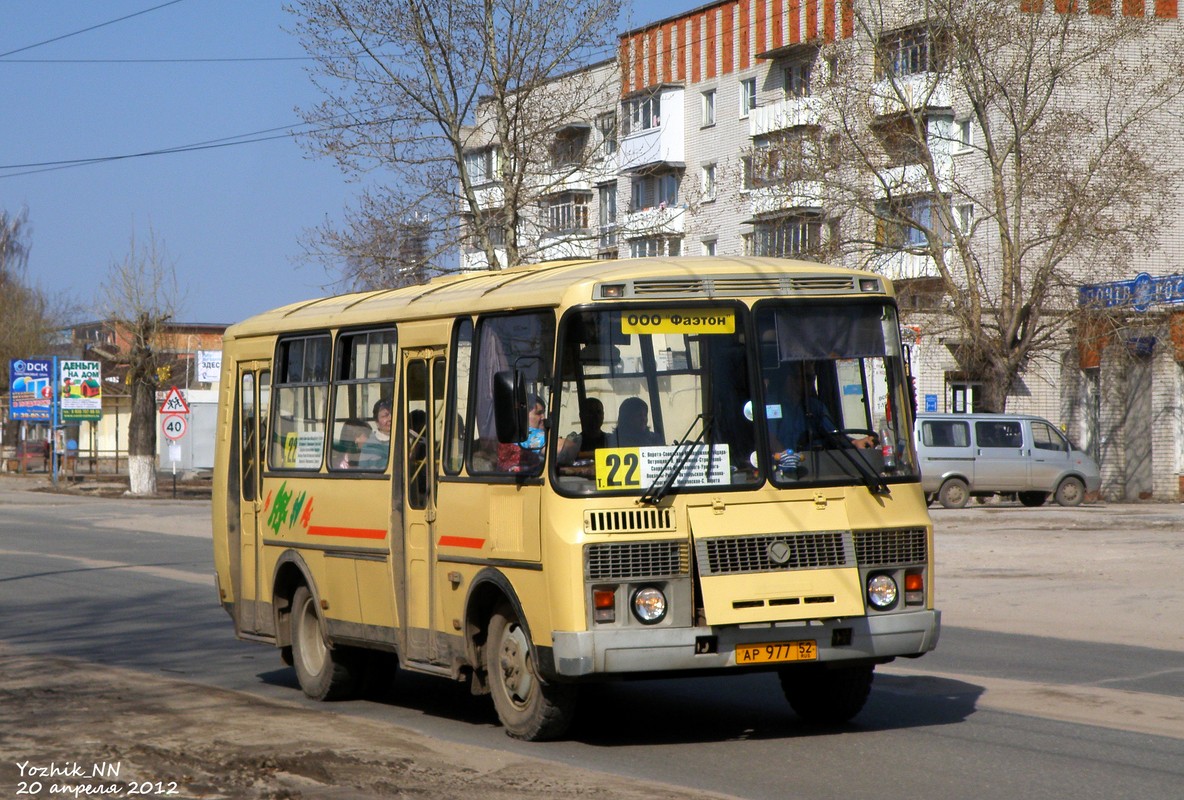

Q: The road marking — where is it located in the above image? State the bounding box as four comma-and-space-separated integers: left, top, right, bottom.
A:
881, 663, 1184, 740
0, 549, 210, 586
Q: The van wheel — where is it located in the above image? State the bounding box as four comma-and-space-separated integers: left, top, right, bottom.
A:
1018, 491, 1047, 507
938, 478, 970, 509
290, 585, 360, 701
486, 604, 577, 741
1055, 476, 1085, 507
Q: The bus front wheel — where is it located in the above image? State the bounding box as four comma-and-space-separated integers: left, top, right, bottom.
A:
290, 585, 359, 701
485, 604, 576, 741
780, 664, 874, 724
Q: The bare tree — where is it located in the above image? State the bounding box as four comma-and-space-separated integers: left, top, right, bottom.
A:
0, 208, 62, 390
289, 0, 622, 284
96, 230, 183, 495
758, 1, 1184, 411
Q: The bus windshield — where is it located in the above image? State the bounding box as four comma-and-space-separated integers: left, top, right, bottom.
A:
551, 301, 917, 496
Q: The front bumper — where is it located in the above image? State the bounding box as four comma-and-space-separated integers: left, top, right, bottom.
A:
550, 609, 941, 677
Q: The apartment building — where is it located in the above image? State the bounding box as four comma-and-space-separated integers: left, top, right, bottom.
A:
461, 0, 1184, 499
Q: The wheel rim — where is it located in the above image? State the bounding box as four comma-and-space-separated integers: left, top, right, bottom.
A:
497, 621, 535, 709
944, 481, 967, 507
1060, 480, 1083, 505
296, 597, 328, 676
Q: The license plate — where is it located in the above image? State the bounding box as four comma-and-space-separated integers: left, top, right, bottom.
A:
735, 640, 817, 664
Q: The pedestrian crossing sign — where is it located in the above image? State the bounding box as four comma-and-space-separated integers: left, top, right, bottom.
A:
158, 386, 191, 415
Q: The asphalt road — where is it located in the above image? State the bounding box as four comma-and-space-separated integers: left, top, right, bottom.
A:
1, 478, 1182, 799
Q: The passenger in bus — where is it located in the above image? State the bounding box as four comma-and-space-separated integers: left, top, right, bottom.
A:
335, 418, 372, 469
359, 398, 393, 469
558, 397, 607, 465
611, 397, 662, 447
496, 394, 546, 472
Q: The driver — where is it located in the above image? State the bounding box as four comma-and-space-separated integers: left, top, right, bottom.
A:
769, 362, 872, 471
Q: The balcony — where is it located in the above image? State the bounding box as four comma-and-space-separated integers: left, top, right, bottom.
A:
620, 204, 686, 238
461, 181, 504, 213
619, 88, 685, 174
867, 249, 943, 281
869, 73, 953, 117
749, 96, 822, 138
747, 181, 823, 218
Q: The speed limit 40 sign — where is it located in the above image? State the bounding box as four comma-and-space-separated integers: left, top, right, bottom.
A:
161, 413, 188, 441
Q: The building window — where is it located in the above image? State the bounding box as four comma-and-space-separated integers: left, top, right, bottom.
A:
630, 235, 682, 258
463, 147, 497, 185
747, 215, 822, 257
740, 77, 757, 117
623, 91, 661, 135
551, 128, 588, 170
958, 202, 974, 235
630, 170, 680, 211
597, 113, 617, 157
874, 114, 928, 166
876, 195, 950, 250
743, 129, 818, 189
877, 26, 945, 80
541, 192, 591, 233
599, 183, 618, 252
701, 163, 716, 202
784, 60, 812, 98
956, 119, 973, 151
702, 238, 717, 256
701, 89, 716, 127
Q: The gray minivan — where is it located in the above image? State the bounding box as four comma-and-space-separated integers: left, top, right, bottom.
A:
914, 413, 1101, 508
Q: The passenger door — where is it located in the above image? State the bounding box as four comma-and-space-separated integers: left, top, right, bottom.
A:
235, 362, 270, 635
400, 349, 446, 664
973, 419, 1028, 492
1029, 419, 1071, 492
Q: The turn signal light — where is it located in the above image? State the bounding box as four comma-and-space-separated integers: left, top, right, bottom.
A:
593, 588, 616, 623
905, 572, 924, 605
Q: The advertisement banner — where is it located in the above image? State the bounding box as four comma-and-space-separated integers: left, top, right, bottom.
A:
196, 350, 222, 384
59, 360, 102, 421
9, 359, 53, 421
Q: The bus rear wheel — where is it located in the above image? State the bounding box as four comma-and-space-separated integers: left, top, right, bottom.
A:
779, 664, 874, 724
485, 604, 576, 741
290, 585, 360, 701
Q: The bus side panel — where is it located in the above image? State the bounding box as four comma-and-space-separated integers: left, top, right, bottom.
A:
258, 474, 398, 635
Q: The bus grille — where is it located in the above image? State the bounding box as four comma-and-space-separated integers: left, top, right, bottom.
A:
625, 274, 858, 298
584, 507, 676, 533
853, 528, 928, 566
696, 531, 852, 576
585, 541, 689, 580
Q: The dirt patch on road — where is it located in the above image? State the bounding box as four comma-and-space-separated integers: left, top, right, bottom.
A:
0, 650, 724, 800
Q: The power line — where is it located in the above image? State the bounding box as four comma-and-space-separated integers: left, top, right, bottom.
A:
0, 0, 188, 59
0, 56, 319, 64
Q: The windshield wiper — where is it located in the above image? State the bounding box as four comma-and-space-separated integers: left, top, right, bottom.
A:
640, 414, 713, 506
806, 414, 891, 496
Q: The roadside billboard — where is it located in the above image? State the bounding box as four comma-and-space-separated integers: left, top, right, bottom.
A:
9, 359, 53, 421
197, 350, 222, 384
59, 360, 103, 422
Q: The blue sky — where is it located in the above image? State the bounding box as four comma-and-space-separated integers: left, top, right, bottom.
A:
0, 1, 697, 325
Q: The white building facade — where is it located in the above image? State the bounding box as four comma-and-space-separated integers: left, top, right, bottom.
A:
462, 0, 1184, 500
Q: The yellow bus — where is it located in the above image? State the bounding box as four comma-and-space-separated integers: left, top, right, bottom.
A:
212, 256, 939, 740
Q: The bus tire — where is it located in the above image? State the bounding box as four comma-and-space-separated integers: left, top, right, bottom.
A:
1018, 491, 1048, 507
780, 664, 874, 724
290, 585, 359, 701
1055, 476, 1086, 507
485, 604, 576, 741
938, 478, 970, 509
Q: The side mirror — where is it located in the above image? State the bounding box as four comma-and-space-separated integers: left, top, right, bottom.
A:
493, 370, 527, 444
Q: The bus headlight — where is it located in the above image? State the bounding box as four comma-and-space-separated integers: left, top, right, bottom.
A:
867, 574, 898, 610
631, 587, 667, 624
